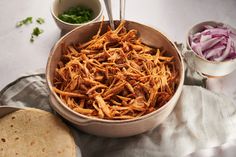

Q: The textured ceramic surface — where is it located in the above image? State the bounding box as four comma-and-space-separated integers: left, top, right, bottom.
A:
51, 0, 103, 32
185, 21, 236, 77
46, 20, 185, 137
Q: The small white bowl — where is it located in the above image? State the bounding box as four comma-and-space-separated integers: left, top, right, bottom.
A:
51, 0, 103, 32
185, 21, 236, 77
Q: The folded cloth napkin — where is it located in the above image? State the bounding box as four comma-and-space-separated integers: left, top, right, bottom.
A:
0, 73, 236, 157
206, 70, 236, 104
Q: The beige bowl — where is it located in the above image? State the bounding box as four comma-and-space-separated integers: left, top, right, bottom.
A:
185, 21, 236, 77
46, 20, 185, 137
51, 0, 103, 32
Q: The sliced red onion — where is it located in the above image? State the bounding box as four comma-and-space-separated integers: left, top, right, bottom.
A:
191, 42, 203, 56
200, 36, 224, 52
189, 24, 236, 62
214, 38, 231, 61
200, 34, 212, 42
226, 52, 236, 60
230, 33, 236, 42
205, 45, 225, 59
191, 32, 201, 43
203, 28, 229, 37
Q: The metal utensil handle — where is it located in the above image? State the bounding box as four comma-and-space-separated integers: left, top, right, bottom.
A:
104, 0, 115, 30
120, 0, 126, 20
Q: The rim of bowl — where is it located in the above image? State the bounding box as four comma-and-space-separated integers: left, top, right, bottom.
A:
46, 20, 185, 124
186, 20, 236, 64
50, 0, 103, 27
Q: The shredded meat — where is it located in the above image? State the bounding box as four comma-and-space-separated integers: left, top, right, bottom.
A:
53, 20, 179, 120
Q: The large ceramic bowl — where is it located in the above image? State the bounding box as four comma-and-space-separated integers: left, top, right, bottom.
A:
185, 21, 236, 77
46, 20, 185, 137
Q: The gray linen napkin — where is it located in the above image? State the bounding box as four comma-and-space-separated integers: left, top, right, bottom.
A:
0, 73, 236, 157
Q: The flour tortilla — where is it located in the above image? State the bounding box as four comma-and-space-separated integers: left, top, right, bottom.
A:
0, 108, 76, 157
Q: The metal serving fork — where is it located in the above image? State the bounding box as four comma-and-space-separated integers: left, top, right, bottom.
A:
103, 0, 126, 30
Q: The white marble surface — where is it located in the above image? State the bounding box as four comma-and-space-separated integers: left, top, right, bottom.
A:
1, 0, 236, 90
1, 0, 236, 156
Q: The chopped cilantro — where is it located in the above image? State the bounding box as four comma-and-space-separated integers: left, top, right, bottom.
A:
32, 27, 43, 36
30, 27, 44, 42
36, 17, 45, 24
58, 6, 93, 24
16, 17, 33, 27
16, 17, 46, 42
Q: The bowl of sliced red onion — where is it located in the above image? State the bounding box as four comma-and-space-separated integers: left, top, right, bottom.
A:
185, 21, 236, 77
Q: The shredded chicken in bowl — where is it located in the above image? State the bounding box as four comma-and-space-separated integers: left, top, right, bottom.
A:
53, 20, 179, 120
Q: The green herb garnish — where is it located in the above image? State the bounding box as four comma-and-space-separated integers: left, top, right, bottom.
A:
30, 27, 44, 42
58, 6, 93, 24
36, 17, 45, 24
16, 17, 45, 42
16, 17, 33, 27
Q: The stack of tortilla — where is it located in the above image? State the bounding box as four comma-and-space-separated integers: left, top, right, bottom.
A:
0, 108, 76, 157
